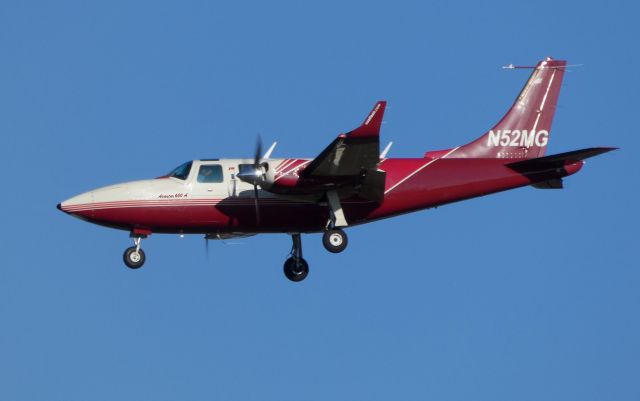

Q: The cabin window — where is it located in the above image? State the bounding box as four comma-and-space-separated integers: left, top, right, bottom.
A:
168, 161, 192, 180
197, 164, 223, 183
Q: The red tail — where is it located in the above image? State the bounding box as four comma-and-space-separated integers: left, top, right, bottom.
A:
450, 57, 567, 159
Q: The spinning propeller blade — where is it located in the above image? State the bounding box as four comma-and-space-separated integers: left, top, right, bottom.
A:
205, 235, 209, 259
253, 136, 263, 225
254, 136, 263, 168
234, 136, 270, 226
253, 185, 260, 225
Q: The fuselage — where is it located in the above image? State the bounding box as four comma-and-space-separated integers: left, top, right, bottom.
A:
58, 155, 583, 235
55, 59, 614, 281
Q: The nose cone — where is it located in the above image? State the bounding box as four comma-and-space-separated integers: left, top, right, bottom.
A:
58, 179, 165, 229
58, 190, 95, 219
58, 182, 143, 227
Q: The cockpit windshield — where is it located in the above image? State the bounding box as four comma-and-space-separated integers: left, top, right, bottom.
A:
168, 161, 193, 180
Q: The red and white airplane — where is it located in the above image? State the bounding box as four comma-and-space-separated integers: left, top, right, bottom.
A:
58, 57, 614, 282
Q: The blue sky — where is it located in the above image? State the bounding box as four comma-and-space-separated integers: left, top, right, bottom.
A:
1, 1, 638, 400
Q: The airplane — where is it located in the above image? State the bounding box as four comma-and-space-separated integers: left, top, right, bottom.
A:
58, 57, 615, 282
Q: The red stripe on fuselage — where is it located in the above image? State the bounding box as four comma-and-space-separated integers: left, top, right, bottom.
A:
274, 159, 310, 181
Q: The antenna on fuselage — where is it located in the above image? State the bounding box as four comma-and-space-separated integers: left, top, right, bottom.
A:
262, 142, 277, 159
502, 61, 583, 71
380, 141, 393, 159
502, 63, 536, 69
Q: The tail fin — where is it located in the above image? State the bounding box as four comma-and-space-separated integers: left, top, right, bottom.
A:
451, 57, 567, 159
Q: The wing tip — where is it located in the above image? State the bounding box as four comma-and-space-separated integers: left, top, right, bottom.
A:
350, 100, 387, 137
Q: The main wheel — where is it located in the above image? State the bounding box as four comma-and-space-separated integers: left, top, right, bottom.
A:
123, 246, 146, 269
322, 228, 348, 253
283, 257, 309, 282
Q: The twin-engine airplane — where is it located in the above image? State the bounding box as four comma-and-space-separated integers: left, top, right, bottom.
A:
58, 57, 614, 282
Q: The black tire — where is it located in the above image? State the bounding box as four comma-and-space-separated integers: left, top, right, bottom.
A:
123, 246, 146, 269
322, 228, 348, 253
283, 257, 309, 282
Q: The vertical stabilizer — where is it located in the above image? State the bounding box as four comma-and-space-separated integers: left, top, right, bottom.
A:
450, 57, 567, 159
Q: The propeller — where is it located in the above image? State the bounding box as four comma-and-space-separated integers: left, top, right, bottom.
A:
234, 136, 267, 225
205, 235, 209, 259
252, 137, 262, 225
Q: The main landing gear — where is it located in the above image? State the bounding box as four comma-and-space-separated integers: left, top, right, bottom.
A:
282, 229, 349, 282
119, 227, 349, 282
123, 235, 146, 269
322, 228, 348, 253
283, 233, 309, 282
321, 189, 349, 254
282, 190, 351, 282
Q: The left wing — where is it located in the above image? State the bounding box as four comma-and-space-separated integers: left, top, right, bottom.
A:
293, 101, 387, 203
247, 101, 388, 204
300, 101, 386, 178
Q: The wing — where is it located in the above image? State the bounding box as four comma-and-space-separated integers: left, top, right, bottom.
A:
260, 101, 388, 203
301, 101, 386, 177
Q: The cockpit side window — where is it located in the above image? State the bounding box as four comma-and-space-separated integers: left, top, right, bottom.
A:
168, 161, 193, 180
197, 164, 223, 183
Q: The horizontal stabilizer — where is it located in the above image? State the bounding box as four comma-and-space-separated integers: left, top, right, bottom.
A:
507, 147, 617, 172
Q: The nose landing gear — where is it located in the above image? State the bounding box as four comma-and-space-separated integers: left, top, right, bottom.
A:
283, 233, 309, 282
123, 235, 146, 269
118, 228, 347, 281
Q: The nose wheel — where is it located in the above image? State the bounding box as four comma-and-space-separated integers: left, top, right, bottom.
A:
283, 233, 309, 282
123, 236, 146, 269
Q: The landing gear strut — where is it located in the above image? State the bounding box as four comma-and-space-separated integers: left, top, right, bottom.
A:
123, 236, 146, 269
322, 190, 349, 254
283, 233, 309, 282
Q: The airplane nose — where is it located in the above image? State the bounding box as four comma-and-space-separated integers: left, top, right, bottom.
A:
58, 190, 95, 219
59, 182, 134, 222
